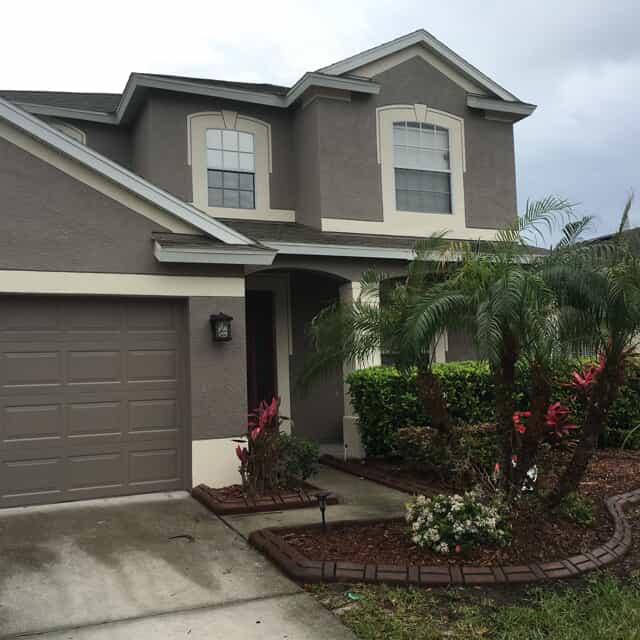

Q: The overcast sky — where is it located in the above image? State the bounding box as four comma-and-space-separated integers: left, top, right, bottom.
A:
2, 1, 638, 240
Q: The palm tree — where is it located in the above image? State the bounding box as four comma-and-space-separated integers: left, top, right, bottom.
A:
547, 195, 640, 504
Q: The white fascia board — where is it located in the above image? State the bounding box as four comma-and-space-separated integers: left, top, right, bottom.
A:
318, 29, 520, 103
154, 241, 276, 265
0, 97, 253, 246
467, 95, 537, 117
264, 241, 415, 260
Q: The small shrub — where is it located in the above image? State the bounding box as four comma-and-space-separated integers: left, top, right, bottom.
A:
393, 426, 447, 470
274, 433, 319, 486
405, 491, 509, 554
557, 491, 596, 527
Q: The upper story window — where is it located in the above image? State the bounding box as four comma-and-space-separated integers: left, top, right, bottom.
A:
393, 121, 451, 214
206, 129, 255, 209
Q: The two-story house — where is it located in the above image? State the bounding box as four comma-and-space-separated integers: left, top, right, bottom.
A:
0, 30, 535, 506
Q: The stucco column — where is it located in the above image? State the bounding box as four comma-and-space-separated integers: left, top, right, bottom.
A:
339, 281, 381, 459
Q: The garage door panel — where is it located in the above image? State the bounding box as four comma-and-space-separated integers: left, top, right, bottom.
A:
129, 447, 179, 486
2, 455, 64, 501
67, 350, 122, 384
68, 400, 125, 439
2, 403, 64, 448
2, 351, 63, 388
0, 296, 186, 507
68, 450, 125, 493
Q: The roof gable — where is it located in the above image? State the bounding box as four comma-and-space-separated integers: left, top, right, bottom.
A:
318, 29, 520, 103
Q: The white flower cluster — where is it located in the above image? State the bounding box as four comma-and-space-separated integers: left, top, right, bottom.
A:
405, 491, 508, 554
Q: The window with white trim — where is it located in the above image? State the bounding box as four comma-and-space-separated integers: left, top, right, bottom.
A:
206, 129, 255, 209
393, 121, 451, 214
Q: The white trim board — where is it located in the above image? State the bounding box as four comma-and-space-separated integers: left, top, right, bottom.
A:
154, 241, 276, 265
0, 97, 253, 246
0, 270, 245, 297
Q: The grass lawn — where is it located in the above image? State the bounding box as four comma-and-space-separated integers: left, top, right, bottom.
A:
309, 572, 640, 639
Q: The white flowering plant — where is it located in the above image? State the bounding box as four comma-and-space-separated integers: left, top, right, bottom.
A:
405, 491, 509, 555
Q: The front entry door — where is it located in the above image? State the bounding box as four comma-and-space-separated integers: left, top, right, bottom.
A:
245, 290, 277, 412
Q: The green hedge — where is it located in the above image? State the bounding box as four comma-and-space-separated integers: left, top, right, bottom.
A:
347, 361, 640, 457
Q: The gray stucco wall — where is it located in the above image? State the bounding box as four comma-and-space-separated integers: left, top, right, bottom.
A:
289, 271, 344, 443
305, 56, 518, 229
292, 99, 321, 227
0, 137, 240, 277
372, 56, 518, 229
51, 118, 133, 169
130, 90, 296, 210
187, 296, 247, 440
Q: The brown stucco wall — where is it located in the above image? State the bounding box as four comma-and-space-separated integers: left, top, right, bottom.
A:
130, 90, 296, 210
289, 271, 344, 443
187, 296, 247, 440
0, 137, 241, 277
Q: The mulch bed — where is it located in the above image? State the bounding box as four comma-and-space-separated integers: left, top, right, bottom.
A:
250, 450, 640, 586
192, 482, 338, 515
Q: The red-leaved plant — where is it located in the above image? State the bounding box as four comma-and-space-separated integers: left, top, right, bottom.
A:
235, 397, 286, 495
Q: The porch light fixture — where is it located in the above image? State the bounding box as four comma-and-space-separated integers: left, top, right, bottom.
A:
210, 313, 233, 342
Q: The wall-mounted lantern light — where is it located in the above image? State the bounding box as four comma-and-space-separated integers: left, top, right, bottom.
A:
210, 313, 233, 342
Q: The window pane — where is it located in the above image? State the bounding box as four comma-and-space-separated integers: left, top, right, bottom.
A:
406, 125, 421, 147
434, 128, 449, 150
222, 129, 238, 151
424, 191, 452, 213
207, 149, 223, 169
238, 132, 254, 153
208, 188, 223, 207
223, 189, 240, 208
393, 123, 406, 146
223, 172, 239, 189
396, 189, 409, 210
239, 152, 254, 171
206, 129, 222, 149
223, 151, 239, 170
395, 169, 452, 214
417, 148, 450, 171
207, 170, 223, 188
239, 173, 254, 190
239, 190, 254, 209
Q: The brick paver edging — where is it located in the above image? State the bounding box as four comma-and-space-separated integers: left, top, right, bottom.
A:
248, 488, 640, 586
192, 483, 338, 516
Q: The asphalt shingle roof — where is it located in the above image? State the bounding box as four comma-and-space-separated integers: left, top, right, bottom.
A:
0, 90, 122, 112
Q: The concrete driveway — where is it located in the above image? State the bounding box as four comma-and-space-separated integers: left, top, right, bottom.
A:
0, 493, 354, 639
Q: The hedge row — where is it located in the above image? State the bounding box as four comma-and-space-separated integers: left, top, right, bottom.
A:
347, 361, 640, 457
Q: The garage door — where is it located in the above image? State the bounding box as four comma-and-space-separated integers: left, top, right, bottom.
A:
0, 296, 186, 507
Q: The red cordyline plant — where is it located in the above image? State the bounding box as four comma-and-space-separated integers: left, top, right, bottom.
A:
235, 397, 285, 495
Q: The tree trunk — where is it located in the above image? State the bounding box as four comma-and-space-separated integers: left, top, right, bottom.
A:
416, 364, 450, 433
548, 354, 622, 506
510, 360, 551, 496
494, 336, 519, 487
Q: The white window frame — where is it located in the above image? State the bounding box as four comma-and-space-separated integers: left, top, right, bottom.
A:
49, 120, 87, 145
187, 111, 294, 222
378, 104, 466, 233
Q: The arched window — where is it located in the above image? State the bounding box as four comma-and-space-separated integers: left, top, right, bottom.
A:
393, 121, 451, 214
206, 129, 255, 209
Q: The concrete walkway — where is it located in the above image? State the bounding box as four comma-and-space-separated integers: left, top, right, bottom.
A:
222, 464, 409, 538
